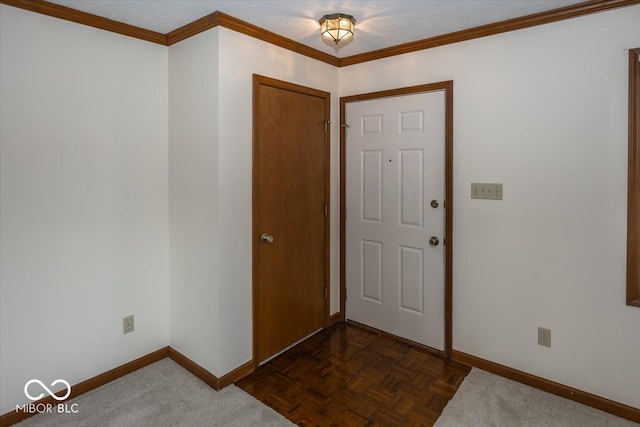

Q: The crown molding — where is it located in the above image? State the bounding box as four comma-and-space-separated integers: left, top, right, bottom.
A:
0, 0, 637, 67
0, 0, 167, 45
166, 11, 340, 66
338, 0, 640, 66
165, 10, 220, 46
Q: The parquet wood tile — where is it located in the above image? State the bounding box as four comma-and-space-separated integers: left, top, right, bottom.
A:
237, 323, 470, 426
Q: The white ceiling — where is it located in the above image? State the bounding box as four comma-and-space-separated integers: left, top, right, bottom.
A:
46, 0, 589, 57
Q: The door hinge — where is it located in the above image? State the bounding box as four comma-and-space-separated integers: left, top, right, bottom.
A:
324, 121, 332, 133
342, 123, 350, 141
324, 204, 328, 216
324, 287, 328, 299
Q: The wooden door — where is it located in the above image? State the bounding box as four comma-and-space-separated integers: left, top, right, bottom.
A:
253, 75, 329, 363
345, 90, 446, 351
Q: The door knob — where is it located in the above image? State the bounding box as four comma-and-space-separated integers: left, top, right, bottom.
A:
260, 233, 274, 244
430, 200, 439, 208
429, 236, 440, 246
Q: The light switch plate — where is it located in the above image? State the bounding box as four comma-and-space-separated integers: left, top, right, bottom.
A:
471, 183, 503, 200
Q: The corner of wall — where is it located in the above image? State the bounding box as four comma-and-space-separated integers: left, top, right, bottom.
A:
168, 27, 222, 375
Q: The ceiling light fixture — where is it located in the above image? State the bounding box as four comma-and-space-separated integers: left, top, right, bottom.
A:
319, 13, 355, 45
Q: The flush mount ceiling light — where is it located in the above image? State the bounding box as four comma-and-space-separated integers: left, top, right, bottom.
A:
319, 13, 356, 45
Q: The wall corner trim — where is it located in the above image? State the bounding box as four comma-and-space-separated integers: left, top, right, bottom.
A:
167, 347, 254, 390
165, 11, 340, 66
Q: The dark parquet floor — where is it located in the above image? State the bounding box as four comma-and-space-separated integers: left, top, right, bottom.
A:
237, 323, 471, 427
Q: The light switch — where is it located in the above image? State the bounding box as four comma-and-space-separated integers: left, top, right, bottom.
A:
471, 183, 503, 200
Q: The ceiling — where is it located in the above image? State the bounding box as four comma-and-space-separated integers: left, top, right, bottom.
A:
46, 0, 589, 57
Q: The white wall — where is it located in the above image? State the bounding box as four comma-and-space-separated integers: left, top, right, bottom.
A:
167, 27, 340, 376
168, 29, 221, 376
339, 5, 640, 408
0, 6, 170, 414
216, 28, 340, 373
2, 0, 639, 414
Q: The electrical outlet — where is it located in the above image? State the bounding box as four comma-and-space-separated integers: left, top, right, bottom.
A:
538, 327, 551, 348
123, 315, 134, 334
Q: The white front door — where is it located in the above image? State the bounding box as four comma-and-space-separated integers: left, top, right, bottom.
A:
345, 90, 446, 350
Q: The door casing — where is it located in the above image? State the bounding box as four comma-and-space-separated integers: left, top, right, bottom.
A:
340, 81, 454, 358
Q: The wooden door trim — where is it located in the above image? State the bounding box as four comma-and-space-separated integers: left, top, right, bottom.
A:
628, 48, 640, 307
252, 74, 331, 367
339, 81, 454, 358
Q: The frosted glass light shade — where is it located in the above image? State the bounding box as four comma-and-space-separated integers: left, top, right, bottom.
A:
319, 13, 355, 45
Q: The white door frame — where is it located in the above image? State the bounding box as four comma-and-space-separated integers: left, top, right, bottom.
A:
339, 81, 454, 359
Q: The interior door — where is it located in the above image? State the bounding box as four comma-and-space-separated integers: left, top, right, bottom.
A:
345, 90, 446, 350
253, 75, 329, 363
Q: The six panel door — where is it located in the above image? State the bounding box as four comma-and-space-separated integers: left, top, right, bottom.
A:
345, 91, 446, 350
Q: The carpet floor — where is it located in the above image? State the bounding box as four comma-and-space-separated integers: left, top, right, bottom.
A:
435, 368, 639, 427
15, 359, 294, 427
14, 359, 638, 426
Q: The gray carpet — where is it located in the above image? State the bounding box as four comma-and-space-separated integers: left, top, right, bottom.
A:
16, 358, 295, 427
435, 368, 639, 427
16, 360, 638, 426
